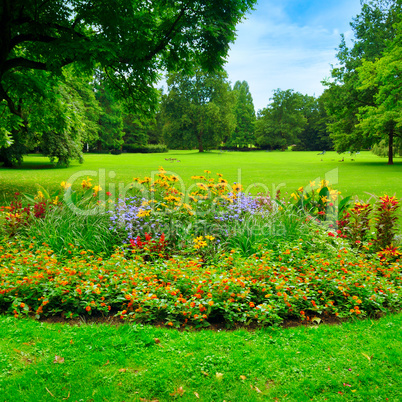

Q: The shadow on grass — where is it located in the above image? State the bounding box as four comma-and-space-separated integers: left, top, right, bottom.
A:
0, 161, 56, 170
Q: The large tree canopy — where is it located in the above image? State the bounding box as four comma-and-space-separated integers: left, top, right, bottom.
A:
0, 0, 256, 155
357, 20, 402, 164
323, 0, 402, 164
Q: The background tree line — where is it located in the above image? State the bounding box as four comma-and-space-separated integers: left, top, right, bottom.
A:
1, 0, 401, 166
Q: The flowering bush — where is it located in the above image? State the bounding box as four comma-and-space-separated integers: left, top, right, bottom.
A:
0, 238, 400, 327
290, 180, 345, 223
0, 192, 51, 237
375, 195, 400, 250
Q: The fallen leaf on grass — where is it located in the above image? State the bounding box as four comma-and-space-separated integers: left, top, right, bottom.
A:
194, 392, 200, 398
154, 338, 160, 344
239, 375, 246, 380
102, 360, 110, 366
311, 317, 322, 324
140, 399, 159, 402
170, 387, 185, 397
361, 353, 373, 361
53, 355, 64, 364
215, 372, 223, 381
69, 339, 74, 345
119, 368, 127, 372
201, 371, 209, 376
250, 385, 262, 393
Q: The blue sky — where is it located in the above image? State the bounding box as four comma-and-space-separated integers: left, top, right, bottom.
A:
225, 0, 362, 112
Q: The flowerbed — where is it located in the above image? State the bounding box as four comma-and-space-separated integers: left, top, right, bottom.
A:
0, 239, 400, 327
0, 167, 401, 326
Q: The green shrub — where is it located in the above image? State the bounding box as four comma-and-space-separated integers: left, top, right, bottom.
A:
122, 143, 168, 153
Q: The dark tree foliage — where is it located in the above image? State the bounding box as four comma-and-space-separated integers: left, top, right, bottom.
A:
0, 0, 256, 164
298, 95, 333, 152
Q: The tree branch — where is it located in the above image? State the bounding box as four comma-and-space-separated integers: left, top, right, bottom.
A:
3, 57, 47, 73
0, 82, 21, 117
9, 33, 57, 51
143, 7, 188, 62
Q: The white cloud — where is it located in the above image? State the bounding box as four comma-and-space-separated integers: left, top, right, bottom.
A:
225, 0, 362, 112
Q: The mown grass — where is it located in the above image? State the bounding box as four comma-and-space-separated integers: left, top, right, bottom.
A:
0, 313, 401, 401
1, 151, 402, 203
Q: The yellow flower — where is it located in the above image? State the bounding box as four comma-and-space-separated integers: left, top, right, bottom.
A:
321, 196, 328, 203
93, 185, 102, 194
329, 189, 340, 201
204, 170, 211, 174
205, 235, 215, 241
309, 181, 316, 188
81, 177, 93, 189
60, 181, 71, 189
136, 209, 150, 218
298, 186, 304, 192
320, 179, 329, 188
52, 196, 59, 205
217, 173, 223, 177
291, 193, 299, 200
34, 191, 44, 201
232, 183, 243, 193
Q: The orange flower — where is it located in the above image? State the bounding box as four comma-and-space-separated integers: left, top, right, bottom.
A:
85, 306, 91, 312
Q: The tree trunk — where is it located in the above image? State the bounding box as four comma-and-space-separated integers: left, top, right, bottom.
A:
388, 128, 394, 165
197, 133, 204, 153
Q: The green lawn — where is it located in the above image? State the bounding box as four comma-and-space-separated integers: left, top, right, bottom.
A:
0, 313, 400, 401
1, 151, 401, 203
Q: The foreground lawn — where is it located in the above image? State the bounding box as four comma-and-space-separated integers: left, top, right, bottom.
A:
1, 151, 402, 202
0, 313, 401, 401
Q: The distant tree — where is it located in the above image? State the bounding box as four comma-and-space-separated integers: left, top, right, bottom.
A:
323, 0, 402, 163
229, 81, 256, 147
162, 70, 236, 152
298, 95, 332, 151
255, 89, 307, 150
